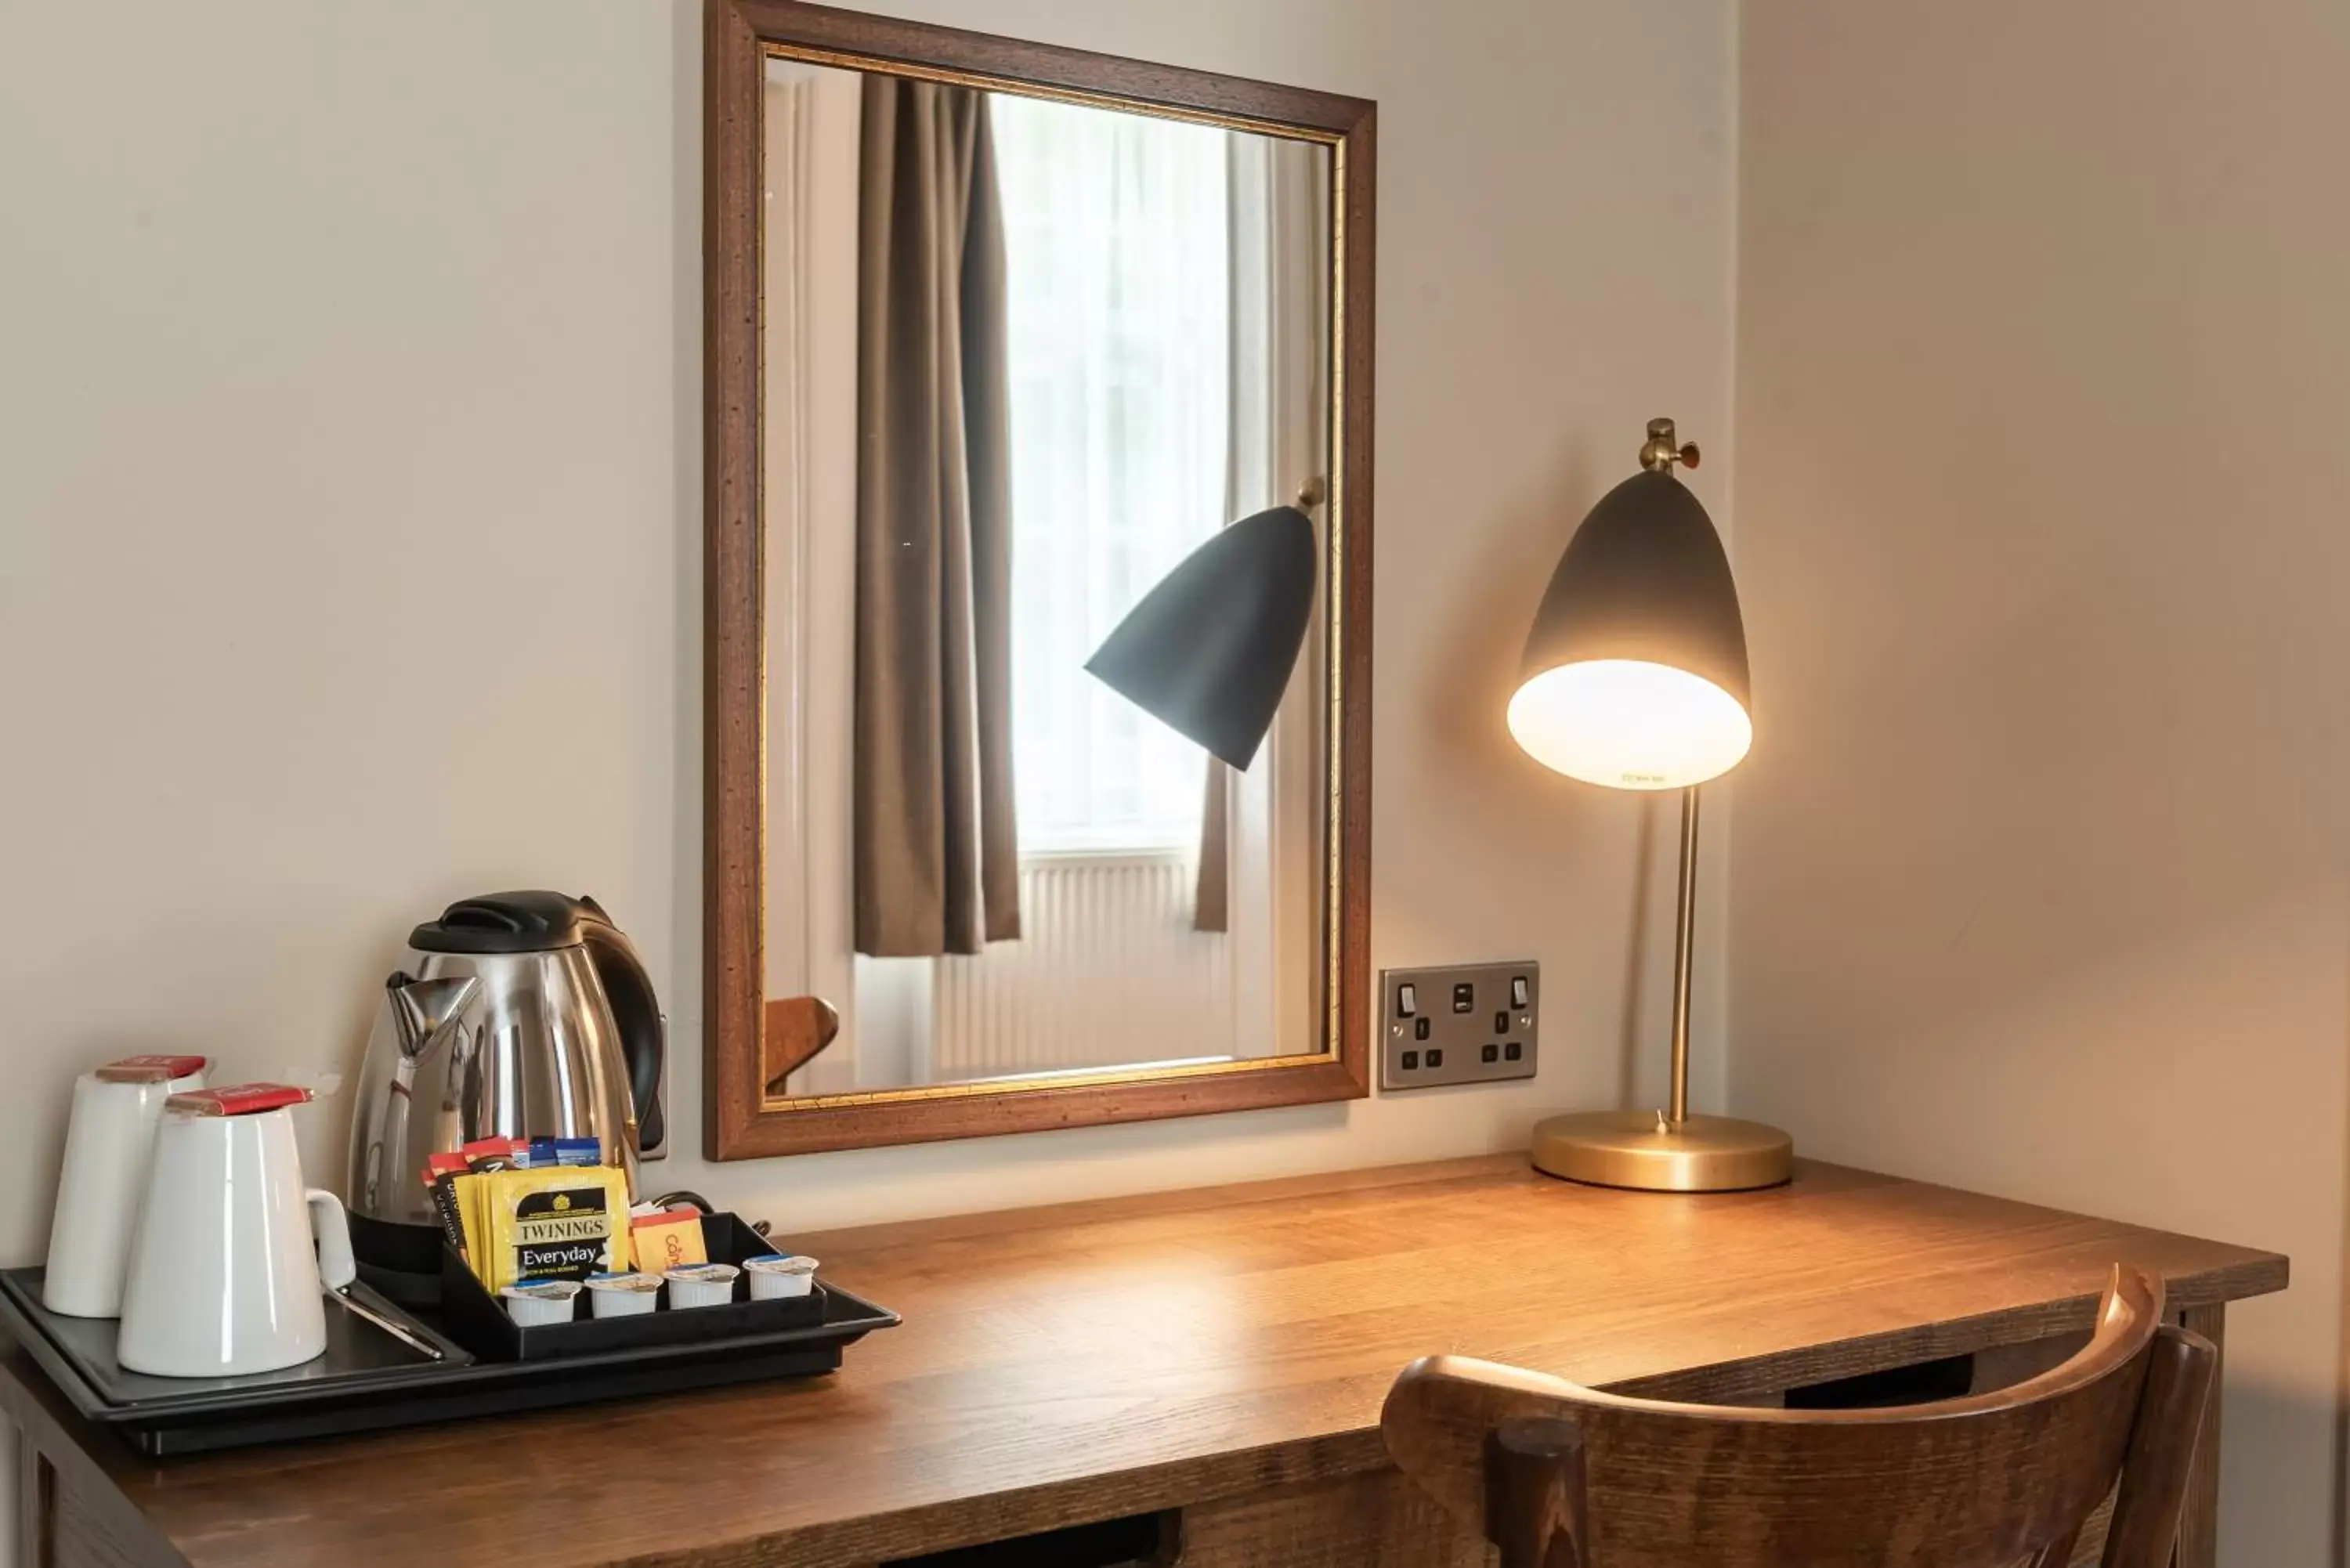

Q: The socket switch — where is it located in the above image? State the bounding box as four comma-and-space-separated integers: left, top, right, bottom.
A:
1378, 961, 1538, 1090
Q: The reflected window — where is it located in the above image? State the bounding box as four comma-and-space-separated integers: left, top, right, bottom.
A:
993, 96, 1231, 854
759, 60, 1332, 1094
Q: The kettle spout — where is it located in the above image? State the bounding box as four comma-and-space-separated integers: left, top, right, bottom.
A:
386, 972, 480, 1060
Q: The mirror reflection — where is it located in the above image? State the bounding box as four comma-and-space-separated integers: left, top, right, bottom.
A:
760, 57, 1336, 1098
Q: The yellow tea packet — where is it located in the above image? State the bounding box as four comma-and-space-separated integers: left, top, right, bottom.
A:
478, 1166, 630, 1293
450, 1171, 488, 1269
631, 1208, 708, 1274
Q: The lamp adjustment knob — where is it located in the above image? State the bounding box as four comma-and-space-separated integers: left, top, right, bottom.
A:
1640, 417, 1700, 474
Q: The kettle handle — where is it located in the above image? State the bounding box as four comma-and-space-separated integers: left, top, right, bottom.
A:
577, 896, 666, 1154
308, 1190, 357, 1292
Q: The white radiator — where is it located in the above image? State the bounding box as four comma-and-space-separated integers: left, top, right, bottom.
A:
931, 850, 1233, 1078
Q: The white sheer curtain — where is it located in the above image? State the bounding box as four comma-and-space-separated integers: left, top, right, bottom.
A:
765, 62, 872, 1093
990, 95, 1231, 854
1219, 131, 1332, 1057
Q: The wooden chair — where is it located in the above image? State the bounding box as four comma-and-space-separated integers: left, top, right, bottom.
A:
1383, 1266, 2214, 1568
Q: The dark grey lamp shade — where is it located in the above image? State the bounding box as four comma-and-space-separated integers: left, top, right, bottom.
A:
1085, 504, 1317, 771
1508, 470, 1754, 789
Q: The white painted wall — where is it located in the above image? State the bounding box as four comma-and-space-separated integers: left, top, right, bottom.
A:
24, 2, 2326, 1562
0, 0, 1734, 1531
1731, 3, 2350, 1563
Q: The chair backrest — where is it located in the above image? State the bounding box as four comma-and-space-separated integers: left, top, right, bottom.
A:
1382, 1266, 2214, 1568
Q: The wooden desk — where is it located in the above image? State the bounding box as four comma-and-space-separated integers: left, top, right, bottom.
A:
0, 1158, 2287, 1568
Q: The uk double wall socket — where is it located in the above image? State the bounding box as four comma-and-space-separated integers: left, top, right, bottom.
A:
1377, 961, 1539, 1090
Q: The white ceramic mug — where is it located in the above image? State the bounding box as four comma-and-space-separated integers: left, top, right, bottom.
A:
116, 1099, 356, 1378
43, 1057, 210, 1319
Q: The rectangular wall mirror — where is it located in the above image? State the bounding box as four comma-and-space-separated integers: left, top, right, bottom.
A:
705, 0, 1374, 1158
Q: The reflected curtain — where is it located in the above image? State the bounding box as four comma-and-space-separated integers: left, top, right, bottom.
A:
1195, 133, 1332, 932
854, 78, 1020, 957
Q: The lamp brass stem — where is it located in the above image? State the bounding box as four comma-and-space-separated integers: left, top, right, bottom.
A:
1668, 786, 1698, 1127
1526, 772, 1790, 1190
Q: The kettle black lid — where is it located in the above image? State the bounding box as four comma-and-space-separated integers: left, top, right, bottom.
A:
410, 891, 607, 955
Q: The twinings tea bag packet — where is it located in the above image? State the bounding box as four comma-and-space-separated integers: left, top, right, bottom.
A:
479, 1166, 631, 1293
450, 1171, 490, 1268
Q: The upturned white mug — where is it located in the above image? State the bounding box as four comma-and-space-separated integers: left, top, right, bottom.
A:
43, 1057, 210, 1319
116, 1101, 356, 1378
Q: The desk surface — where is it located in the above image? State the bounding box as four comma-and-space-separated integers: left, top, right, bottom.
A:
0, 1157, 2288, 1568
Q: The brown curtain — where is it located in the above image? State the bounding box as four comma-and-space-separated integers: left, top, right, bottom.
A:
1194, 761, 1230, 932
854, 79, 1019, 957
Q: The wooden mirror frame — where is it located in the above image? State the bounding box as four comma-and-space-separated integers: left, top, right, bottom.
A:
703, 0, 1375, 1160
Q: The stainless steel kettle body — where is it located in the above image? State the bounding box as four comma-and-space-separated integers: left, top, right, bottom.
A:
345, 892, 664, 1286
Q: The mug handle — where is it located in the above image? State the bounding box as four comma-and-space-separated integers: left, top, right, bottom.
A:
307, 1189, 358, 1292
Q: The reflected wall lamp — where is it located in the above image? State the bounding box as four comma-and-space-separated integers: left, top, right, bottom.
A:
1084, 481, 1322, 771
1510, 418, 1794, 1192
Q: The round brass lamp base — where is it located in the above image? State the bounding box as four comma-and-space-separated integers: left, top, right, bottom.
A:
1531, 1109, 1794, 1193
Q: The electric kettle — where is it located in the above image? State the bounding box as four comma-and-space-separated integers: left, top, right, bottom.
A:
345, 891, 664, 1299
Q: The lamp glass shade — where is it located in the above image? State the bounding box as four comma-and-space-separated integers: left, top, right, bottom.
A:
1084, 504, 1317, 771
1510, 469, 1752, 791
1506, 659, 1751, 789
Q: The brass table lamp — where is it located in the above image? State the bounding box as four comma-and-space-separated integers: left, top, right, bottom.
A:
1509, 419, 1793, 1191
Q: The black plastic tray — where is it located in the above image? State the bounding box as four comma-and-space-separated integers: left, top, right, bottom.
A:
438, 1213, 826, 1361
0, 1241, 898, 1455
